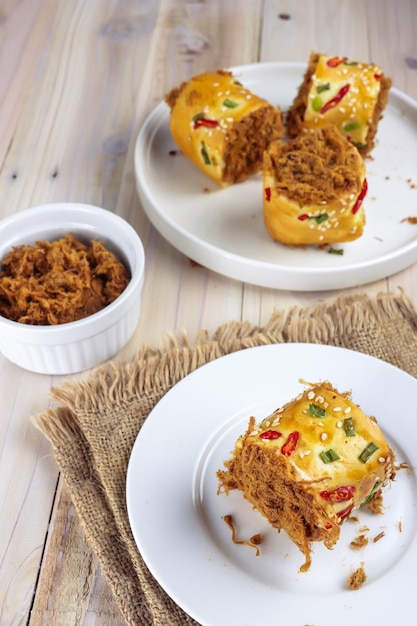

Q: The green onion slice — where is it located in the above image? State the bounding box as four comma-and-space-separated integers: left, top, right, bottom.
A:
223, 98, 239, 108
200, 141, 211, 165
308, 403, 326, 418
343, 417, 356, 436
359, 442, 379, 463
328, 247, 344, 255
312, 95, 323, 112
309, 213, 328, 225
192, 112, 205, 122
344, 121, 361, 131
316, 82, 331, 93
320, 448, 340, 463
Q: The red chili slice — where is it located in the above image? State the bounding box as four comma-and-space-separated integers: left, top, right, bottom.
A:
298, 213, 309, 221
320, 485, 355, 503
320, 84, 350, 114
352, 178, 368, 214
193, 118, 219, 129
374, 73, 382, 81
265, 187, 271, 202
260, 429, 282, 440
337, 502, 355, 522
281, 431, 300, 456
326, 56, 348, 68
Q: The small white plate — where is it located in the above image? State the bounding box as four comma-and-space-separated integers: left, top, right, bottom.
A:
134, 62, 417, 290
126, 343, 417, 626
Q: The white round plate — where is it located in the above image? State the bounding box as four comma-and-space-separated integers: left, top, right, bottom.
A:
126, 343, 417, 626
134, 62, 417, 291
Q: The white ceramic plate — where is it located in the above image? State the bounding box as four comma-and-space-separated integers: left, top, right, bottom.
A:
126, 343, 417, 626
134, 62, 417, 290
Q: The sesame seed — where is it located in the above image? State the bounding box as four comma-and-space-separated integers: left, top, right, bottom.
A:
304, 449, 311, 456
299, 451, 305, 459
336, 420, 343, 428
316, 395, 325, 403
333, 406, 342, 412
378, 456, 386, 463
271, 416, 281, 426
307, 391, 315, 400
344, 406, 352, 414
265, 420, 271, 427
249, 430, 258, 437
321, 432, 328, 441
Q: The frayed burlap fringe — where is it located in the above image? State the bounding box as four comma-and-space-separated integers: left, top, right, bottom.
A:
33, 291, 417, 626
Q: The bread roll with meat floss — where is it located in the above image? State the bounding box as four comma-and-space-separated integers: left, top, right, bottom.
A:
217, 381, 395, 572
286, 52, 391, 156
165, 70, 284, 187
263, 125, 367, 246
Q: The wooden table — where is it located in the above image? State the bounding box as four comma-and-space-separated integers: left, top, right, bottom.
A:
1, 1, 416, 624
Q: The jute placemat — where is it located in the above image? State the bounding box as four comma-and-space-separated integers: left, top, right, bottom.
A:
33, 292, 417, 626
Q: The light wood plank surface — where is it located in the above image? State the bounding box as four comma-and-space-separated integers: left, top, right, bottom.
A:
0, 1, 416, 624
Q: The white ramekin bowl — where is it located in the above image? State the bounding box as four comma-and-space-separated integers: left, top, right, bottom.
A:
0, 203, 145, 374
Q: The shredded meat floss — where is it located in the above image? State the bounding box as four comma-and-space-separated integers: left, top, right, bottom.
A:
0, 234, 130, 325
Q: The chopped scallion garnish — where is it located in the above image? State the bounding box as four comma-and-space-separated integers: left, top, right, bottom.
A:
319, 448, 340, 463
309, 213, 328, 225
200, 141, 211, 165
344, 121, 361, 131
343, 417, 356, 436
316, 82, 330, 93
359, 442, 379, 463
223, 98, 239, 108
312, 95, 322, 112
308, 403, 326, 418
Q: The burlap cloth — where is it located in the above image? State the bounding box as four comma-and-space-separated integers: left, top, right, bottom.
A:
33, 291, 417, 626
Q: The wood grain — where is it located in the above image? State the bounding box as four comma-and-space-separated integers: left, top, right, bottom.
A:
0, 0, 416, 624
